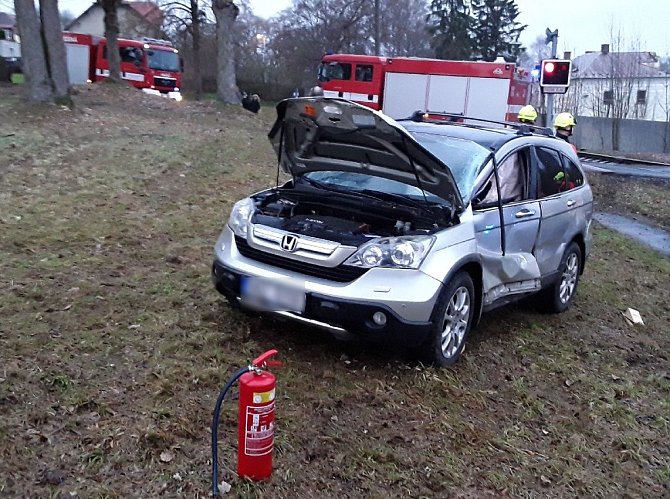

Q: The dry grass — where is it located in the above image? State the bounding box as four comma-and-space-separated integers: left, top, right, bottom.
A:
1, 83, 668, 497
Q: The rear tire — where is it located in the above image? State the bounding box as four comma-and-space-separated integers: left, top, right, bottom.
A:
421, 272, 475, 367
537, 242, 582, 313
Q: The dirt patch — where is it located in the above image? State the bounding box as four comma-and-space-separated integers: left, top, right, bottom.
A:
588, 171, 670, 231
1, 84, 669, 498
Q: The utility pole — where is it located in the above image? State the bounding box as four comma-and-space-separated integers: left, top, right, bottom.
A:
545, 28, 558, 128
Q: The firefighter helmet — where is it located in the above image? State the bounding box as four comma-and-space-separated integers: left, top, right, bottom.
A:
518, 105, 538, 124
554, 112, 576, 129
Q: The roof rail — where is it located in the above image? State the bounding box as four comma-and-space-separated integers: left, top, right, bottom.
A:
141, 36, 173, 47
401, 110, 555, 137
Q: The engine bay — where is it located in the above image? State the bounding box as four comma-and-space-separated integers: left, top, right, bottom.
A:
249, 187, 455, 246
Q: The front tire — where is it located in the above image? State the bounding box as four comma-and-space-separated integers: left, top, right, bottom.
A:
537, 242, 582, 313
421, 272, 475, 367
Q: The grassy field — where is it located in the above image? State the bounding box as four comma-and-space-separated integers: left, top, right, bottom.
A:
1, 83, 669, 498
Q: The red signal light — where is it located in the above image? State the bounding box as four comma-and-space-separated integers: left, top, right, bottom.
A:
544, 62, 555, 73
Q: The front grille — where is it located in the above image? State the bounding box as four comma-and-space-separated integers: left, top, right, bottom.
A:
235, 236, 367, 283
154, 77, 176, 89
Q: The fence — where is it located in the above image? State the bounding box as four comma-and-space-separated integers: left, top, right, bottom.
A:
572, 116, 670, 154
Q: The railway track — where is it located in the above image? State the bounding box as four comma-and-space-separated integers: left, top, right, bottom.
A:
577, 151, 670, 179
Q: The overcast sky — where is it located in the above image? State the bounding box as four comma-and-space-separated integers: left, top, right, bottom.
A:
52, 0, 670, 57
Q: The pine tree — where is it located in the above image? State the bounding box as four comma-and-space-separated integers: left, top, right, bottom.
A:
428, 0, 475, 60
471, 0, 526, 62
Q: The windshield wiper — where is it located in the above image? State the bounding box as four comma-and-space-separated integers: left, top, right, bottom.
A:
299, 176, 388, 203
358, 189, 437, 211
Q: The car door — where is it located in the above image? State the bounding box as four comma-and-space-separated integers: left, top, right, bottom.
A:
472, 146, 542, 306
532, 146, 588, 276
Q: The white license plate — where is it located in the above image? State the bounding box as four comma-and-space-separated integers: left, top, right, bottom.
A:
240, 276, 306, 313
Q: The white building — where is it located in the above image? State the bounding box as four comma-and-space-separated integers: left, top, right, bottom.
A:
65, 1, 164, 40
559, 44, 670, 122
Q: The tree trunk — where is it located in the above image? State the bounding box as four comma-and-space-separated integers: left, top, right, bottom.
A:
191, 0, 202, 100
100, 0, 122, 82
13, 0, 52, 102
39, 0, 70, 102
212, 0, 240, 104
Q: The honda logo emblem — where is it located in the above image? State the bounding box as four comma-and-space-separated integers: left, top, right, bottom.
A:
280, 234, 299, 252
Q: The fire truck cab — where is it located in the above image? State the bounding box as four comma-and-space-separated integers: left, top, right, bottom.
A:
63, 32, 183, 101
318, 54, 530, 123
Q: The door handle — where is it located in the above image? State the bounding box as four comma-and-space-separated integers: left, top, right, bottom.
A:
515, 209, 535, 218
567, 199, 576, 207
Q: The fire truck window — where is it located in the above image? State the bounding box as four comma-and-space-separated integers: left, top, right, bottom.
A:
355, 65, 373, 82
327, 63, 352, 81
120, 47, 143, 65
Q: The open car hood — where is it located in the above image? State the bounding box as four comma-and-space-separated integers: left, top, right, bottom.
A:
268, 98, 464, 212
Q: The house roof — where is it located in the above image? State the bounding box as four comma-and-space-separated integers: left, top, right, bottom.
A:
572, 50, 666, 79
0, 12, 16, 29
127, 2, 163, 25
65, 1, 163, 31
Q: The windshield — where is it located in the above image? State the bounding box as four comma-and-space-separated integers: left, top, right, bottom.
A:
301, 171, 446, 204
147, 49, 179, 71
317, 62, 352, 82
409, 132, 490, 198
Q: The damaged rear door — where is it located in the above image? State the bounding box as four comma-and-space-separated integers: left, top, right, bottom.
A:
472, 146, 542, 307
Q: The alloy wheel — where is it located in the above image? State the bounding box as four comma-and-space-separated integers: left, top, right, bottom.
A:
559, 253, 579, 304
441, 286, 470, 358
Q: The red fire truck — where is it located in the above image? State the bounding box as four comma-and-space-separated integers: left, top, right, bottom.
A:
318, 54, 530, 123
63, 32, 182, 101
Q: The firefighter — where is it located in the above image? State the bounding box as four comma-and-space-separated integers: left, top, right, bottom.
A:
554, 112, 576, 143
517, 105, 538, 125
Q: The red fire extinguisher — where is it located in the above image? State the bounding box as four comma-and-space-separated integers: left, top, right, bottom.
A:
211, 350, 280, 496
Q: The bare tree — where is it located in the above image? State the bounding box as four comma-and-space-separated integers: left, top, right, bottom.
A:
606, 27, 650, 150
98, 0, 122, 82
13, 0, 52, 101
161, 0, 207, 99
377, 0, 431, 57
212, 0, 240, 103
13, 0, 70, 103
40, 0, 69, 100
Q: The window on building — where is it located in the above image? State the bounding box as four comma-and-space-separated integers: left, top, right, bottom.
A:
355, 65, 373, 82
603, 90, 614, 105
636, 89, 647, 105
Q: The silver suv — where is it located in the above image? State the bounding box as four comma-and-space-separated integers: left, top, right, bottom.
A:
212, 98, 593, 366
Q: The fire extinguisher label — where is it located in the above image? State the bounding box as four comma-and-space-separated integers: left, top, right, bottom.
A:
244, 401, 274, 456
252, 389, 275, 404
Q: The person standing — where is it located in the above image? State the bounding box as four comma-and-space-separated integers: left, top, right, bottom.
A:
517, 105, 538, 125
553, 112, 576, 143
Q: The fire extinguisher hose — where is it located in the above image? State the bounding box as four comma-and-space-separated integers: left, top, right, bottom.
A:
211, 366, 249, 497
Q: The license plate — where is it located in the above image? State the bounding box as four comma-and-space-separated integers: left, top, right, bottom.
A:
240, 276, 306, 313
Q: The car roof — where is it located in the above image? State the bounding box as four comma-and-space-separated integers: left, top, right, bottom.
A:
399, 119, 557, 152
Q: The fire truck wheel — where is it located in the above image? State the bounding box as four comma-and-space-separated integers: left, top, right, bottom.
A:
421, 272, 475, 367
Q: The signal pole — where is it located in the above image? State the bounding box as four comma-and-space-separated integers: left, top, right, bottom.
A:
545, 28, 559, 128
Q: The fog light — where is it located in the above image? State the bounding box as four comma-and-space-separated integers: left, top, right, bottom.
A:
372, 311, 387, 326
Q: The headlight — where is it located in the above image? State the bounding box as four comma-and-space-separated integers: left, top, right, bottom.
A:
345, 235, 435, 269
227, 198, 255, 238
